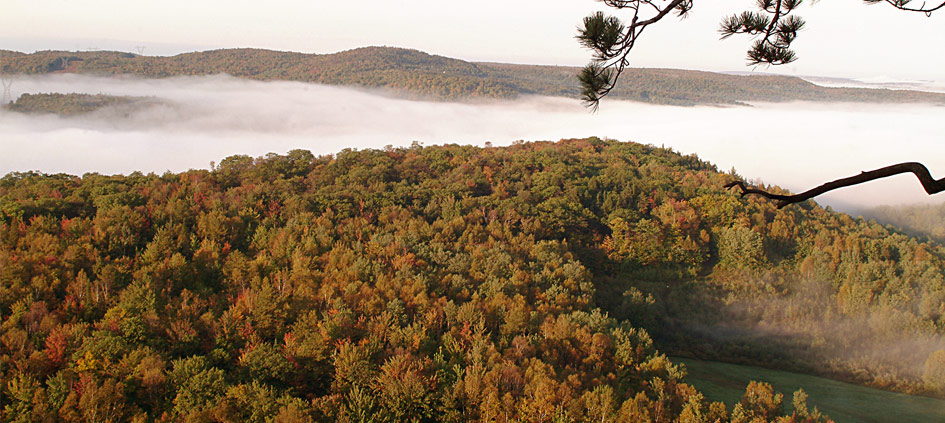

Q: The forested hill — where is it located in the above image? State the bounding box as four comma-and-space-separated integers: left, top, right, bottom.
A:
3, 46, 945, 105
7, 93, 157, 116
3, 139, 944, 421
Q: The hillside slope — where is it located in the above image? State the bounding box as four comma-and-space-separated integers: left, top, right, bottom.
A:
2, 139, 944, 421
679, 358, 945, 423
3, 46, 944, 105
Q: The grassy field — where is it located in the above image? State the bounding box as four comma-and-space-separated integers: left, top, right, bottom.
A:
676, 357, 945, 423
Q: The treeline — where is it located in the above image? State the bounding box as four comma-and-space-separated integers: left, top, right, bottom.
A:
6, 93, 157, 116
2, 139, 943, 421
2, 46, 944, 105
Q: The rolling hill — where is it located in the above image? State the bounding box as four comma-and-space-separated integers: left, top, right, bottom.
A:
2, 46, 945, 106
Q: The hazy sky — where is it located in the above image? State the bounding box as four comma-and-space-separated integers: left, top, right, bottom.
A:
2, 1, 943, 81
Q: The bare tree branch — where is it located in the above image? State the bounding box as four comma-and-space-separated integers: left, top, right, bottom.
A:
579, 2, 942, 209
580, 0, 942, 107
870, 0, 945, 15
725, 162, 945, 208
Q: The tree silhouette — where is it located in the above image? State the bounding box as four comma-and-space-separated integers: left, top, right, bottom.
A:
578, 0, 944, 207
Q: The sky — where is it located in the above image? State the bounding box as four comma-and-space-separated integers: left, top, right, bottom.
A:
2, 0, 943, 81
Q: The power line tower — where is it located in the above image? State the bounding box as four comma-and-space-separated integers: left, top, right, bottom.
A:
1, 75, 14, 107
135, 45, 146, 56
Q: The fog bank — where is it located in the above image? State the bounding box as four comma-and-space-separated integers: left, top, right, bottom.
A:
2, 74, 944, 212
801, 76, 945, 94
686, 278, 945, 389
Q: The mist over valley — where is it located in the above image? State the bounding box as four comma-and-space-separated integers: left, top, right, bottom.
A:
3, 73, 944, 212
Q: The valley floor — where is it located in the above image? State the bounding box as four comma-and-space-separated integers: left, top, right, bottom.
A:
677, 357, 945, 423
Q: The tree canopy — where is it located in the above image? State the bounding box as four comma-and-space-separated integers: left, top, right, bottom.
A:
4, 140, 945, 421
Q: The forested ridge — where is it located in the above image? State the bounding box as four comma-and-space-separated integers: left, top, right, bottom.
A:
2, 139, 945, 422
2, 47, 944, 106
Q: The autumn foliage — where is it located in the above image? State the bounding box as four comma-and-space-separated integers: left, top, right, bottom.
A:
3, 139, 942, 421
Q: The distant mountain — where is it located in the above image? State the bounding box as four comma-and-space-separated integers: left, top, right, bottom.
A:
801, 75, 945, 94
2, 46, 945, 106
862, 202, 945, 243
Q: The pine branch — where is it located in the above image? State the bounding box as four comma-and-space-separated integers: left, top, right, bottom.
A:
577, 0, 691, 108
725, 162, 945, 208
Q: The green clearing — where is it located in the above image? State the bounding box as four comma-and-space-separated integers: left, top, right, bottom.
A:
677, 357, 945, 423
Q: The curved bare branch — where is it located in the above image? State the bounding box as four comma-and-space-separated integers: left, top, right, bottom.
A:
725, 162, 945, 208
872, 0, 945, 15
580, 0, 941, 107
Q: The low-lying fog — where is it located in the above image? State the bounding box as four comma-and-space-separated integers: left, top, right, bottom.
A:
2, 74, 944, 213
